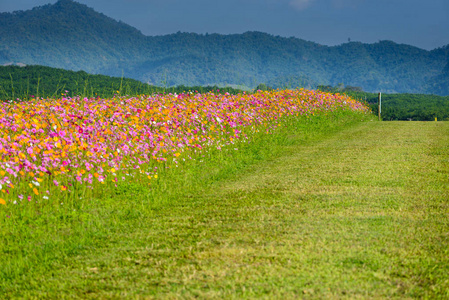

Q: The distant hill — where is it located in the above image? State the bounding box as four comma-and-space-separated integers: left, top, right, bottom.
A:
0, 65, 244, 100
425, 61, 449, 95
1, 0, 449, 95
0, 64, 156, 99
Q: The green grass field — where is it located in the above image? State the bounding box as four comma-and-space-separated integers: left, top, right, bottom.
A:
1, 113, 448, 298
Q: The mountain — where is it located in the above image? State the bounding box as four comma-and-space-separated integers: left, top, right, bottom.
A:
426, 60, 449, 95
0, 0, 147, 71
1, 0, 449, 94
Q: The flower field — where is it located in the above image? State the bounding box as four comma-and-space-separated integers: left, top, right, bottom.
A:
0, 89, 369, 206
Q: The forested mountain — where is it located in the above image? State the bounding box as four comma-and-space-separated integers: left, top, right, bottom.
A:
1, 0, 449, 94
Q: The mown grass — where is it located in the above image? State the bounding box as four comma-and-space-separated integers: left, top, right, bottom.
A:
1, 112, 448, 298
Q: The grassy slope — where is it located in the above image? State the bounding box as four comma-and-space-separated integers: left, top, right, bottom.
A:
1, 114, 448, 298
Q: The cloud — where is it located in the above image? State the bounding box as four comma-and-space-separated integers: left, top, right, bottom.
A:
331, 0, 364, 9
289, 0, 315, 11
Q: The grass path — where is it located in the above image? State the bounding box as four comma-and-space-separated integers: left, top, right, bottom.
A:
4, 121, 449, 298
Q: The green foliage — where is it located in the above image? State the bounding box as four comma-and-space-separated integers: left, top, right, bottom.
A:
0, 65, 244, 101
1, 1, 448, 94
254, 83, 273, 91
317, 84, 449, 121
0, 65, 157, 100
368, 93, 449, 121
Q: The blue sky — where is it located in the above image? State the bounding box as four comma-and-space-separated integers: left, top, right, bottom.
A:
1, 0, 448, 50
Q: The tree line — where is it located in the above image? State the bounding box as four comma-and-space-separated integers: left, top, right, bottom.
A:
0, 65, 244, 101
316, 85, 449, 121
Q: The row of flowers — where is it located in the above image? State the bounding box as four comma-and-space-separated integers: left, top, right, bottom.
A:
0, 89, 369, 205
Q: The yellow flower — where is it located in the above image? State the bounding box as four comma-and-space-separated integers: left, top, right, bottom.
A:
33, 188, 39, 195
0, 198, 5, 205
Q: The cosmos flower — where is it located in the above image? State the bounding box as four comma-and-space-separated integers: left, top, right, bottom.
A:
0, 89, 368, 202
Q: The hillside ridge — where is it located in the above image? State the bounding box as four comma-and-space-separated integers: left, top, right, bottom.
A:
1, 0, 448, 95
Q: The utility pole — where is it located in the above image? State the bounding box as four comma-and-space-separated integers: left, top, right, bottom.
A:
378, 92, 382, 121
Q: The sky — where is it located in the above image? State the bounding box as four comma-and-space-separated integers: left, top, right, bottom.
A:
1, 0, 448, 50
